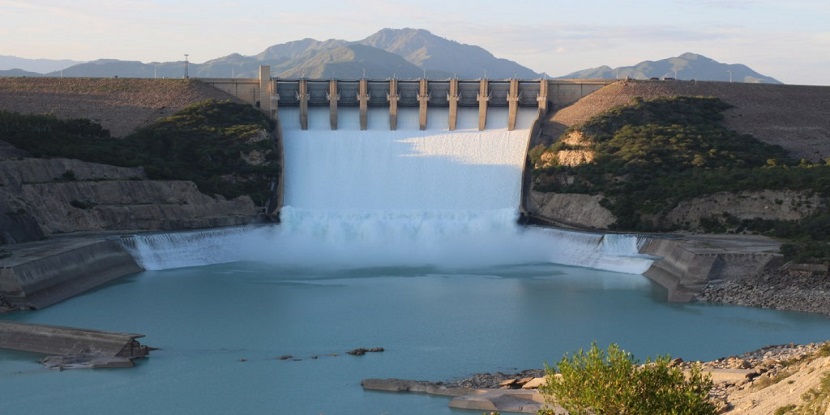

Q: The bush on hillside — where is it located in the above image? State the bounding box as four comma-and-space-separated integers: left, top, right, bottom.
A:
538, 343, 716, 415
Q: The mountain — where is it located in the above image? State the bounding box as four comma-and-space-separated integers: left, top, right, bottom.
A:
254, 38, 348, 61
2, 36, 776, 83
47, 59, 188, 78
272, 44, 423, 79
20, 29, 539, 80
359, 28, 539, 79
559, 52, 781, 84
0, 55, 85, 73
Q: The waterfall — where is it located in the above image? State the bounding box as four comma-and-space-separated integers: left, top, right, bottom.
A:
123, 106, 654, 274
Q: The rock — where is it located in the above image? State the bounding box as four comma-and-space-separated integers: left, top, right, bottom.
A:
347, 347, 384, 356
521, 377, 548, 389
498, 378, 517, 388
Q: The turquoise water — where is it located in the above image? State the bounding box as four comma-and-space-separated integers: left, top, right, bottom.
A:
3, 107, 828, 414
2, 262, 829, 415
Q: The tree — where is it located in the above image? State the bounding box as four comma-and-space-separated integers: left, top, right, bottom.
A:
538, 343, 716, 415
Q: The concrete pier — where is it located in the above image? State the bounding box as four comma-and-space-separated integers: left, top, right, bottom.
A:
358, 79, 369, 130
388, 79, 400, 130
448, 78, 460, 130
258, 66, 272, 115
477, 79, 489, 130
418, 79, 429, 130
537, 79, 549, 114
298, 79, 309, 130
0, 321, 150, 369
507, 79, 520, 131
328, 79, 339, 130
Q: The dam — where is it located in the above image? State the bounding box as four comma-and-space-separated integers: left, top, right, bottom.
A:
200, 65, 615, 130
3, 77, 830, 415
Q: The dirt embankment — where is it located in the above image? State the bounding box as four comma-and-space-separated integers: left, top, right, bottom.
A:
539, 80, 830, 162
529, 80, 830, 231
0, 77, 245, 137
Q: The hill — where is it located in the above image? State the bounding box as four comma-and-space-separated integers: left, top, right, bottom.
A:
0, 69, 42, 77
540, 80, 830, 161
0, 55, 84, 73
0, 77, 244, 137
359, 28, 538, 79
528, 80, 830, 261
559, 53, 780, 84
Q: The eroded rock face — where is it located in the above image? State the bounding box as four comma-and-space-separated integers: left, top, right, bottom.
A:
0, 157, 261, 243
653, 189, 825, 230
526, 191, 615, 229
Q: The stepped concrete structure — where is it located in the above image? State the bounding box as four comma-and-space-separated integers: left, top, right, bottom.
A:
201, 66, 614, 130
0, 321, 150, 369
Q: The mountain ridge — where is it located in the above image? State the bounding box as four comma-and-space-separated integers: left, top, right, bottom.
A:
0, 32, 779, 83
559, 52, 780, 84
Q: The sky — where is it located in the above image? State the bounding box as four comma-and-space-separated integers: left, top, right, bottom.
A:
1, 0, 828, 85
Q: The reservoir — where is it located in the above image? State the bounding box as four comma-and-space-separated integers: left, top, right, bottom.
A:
2, 107, 828, 414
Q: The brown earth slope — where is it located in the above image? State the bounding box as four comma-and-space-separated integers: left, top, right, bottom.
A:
538, 80, 830, 162
0, 77, 244, 137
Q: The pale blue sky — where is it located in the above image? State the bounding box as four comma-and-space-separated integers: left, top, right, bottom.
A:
1, 0, 828, 84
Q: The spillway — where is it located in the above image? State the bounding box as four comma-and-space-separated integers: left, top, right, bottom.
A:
124, 106, 653, 273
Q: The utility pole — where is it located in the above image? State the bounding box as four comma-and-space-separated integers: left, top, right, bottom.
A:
184, 54, 189, 79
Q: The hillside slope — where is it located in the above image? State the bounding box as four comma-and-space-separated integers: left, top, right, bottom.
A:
539, 80, 830, 161
0, 78, 244, 137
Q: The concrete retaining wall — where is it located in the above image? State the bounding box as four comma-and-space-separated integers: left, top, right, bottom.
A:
0, 239, 142, 309
639, 236, 780, 302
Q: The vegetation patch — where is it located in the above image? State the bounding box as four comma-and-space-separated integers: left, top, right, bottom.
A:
0, 100, 278, 206
531, 96, 830, 261
538, 342, 716, 415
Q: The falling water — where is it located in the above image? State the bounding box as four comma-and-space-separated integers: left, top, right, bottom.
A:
124, 106, 653, 274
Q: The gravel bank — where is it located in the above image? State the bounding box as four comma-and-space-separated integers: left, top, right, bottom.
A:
698, 266, 830, 317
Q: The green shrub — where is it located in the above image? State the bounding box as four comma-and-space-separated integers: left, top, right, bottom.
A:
538, 343, 716, 415
775, 404, 796, 415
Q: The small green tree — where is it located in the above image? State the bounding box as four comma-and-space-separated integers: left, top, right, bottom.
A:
538, 342, 716, 415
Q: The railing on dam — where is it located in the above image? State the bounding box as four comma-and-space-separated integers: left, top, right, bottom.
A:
200, 66, 616, 131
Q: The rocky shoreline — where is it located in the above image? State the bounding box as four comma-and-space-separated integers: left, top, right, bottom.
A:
428, 342, 825, 389
697, 265, 830, 317
369, 341, 830, 413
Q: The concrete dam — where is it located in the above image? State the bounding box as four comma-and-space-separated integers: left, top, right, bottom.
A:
201, 66, 615, 130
